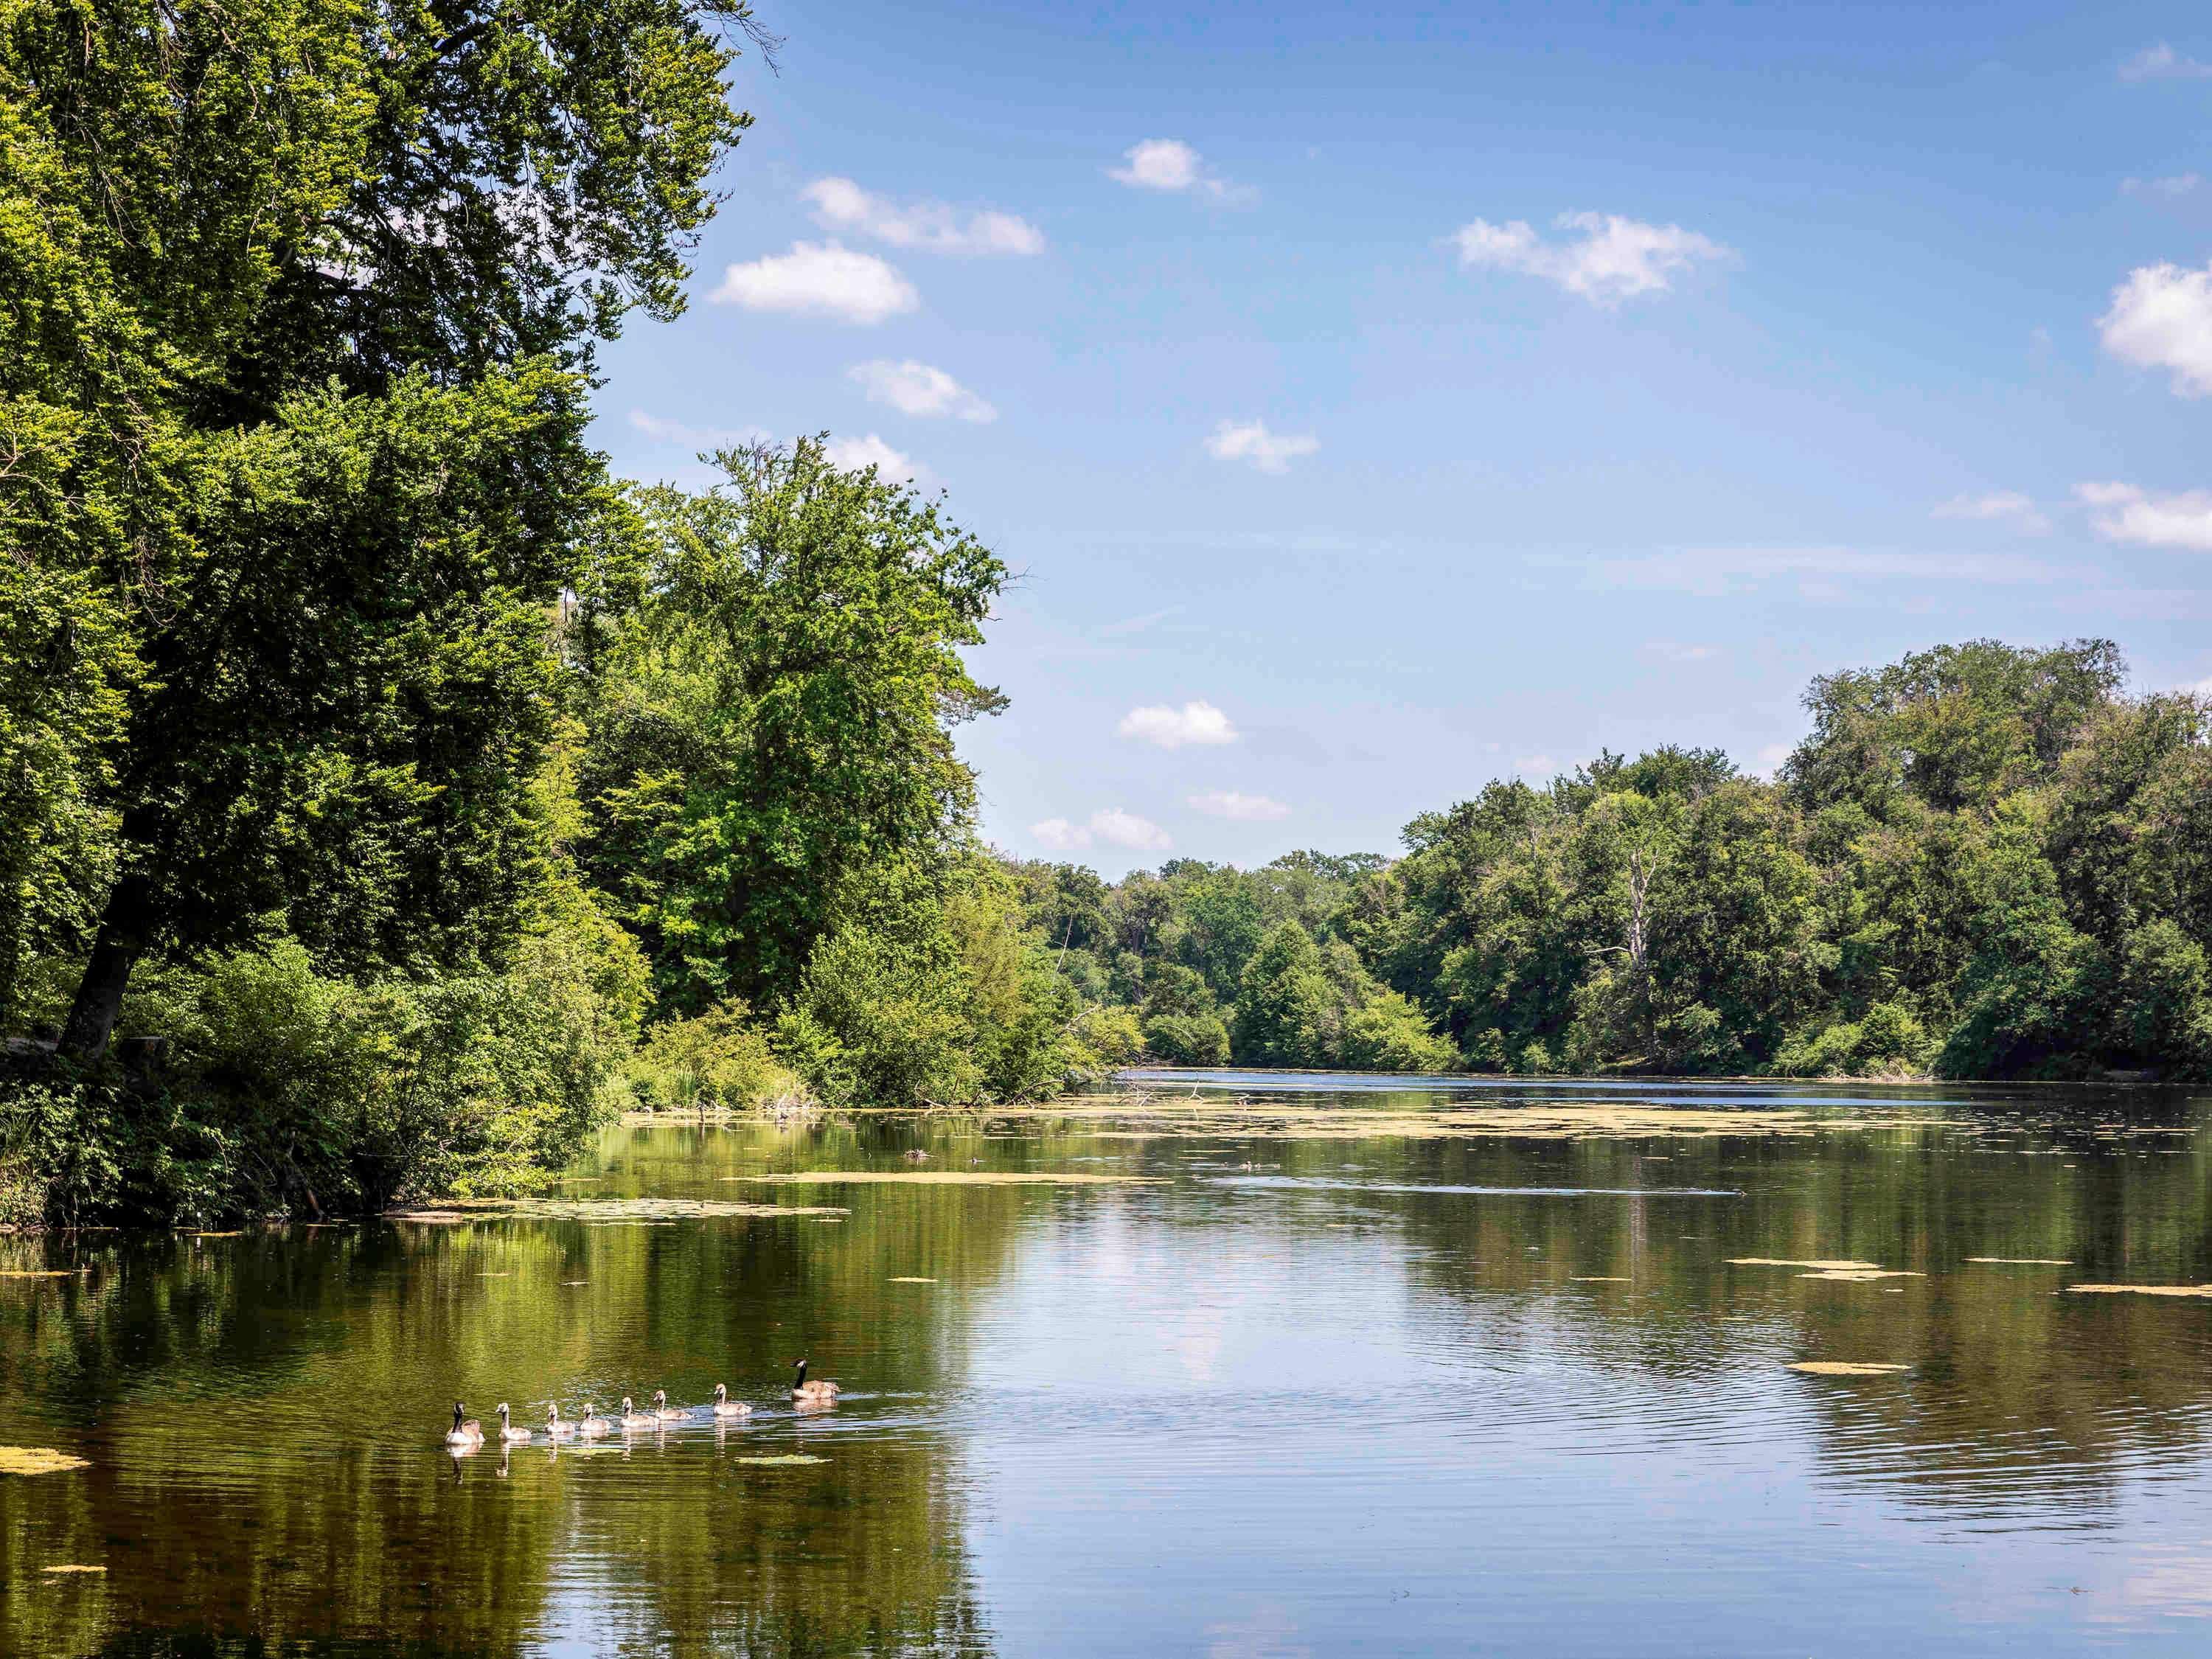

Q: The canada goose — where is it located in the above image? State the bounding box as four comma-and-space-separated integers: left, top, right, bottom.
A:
577, 1402, 609, 1438
618, 1396, 657, 1429
790, 1360, 840, 1403
546, 1403, 576, 1439
652, 1388, 686, 1421
495, 1402, 532, 1443
446, 1402, 484, 1447
712, 1383, 751, 1419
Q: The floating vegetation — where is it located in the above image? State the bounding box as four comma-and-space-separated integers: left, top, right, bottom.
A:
1213, 1177, 1739, 1197
1788, 1362, 1911, 1377
1966, 1257, 2072, 1265
1796, 1269, 1924, 1282
41, 1565, 104, 1574
2065, 1284, 2212, 1299
726, 1172, 1164, 1186
1570, 1276, 1631, 1282
734, 1454, 825, 1466
888, 1276, 937, 1283
1728, 1257, 1884, 1271
190, 1231, 243, 1239
0, 1269, 81, 1279
0, 1446, 91, 1476
387, 1198, 844, 1221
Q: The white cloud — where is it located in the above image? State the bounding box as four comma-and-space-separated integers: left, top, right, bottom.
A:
1032, 809, 1173, 852
2099, 262, 2212, 395
710, 241, 918, 324
1030, 818, 1093, 852
2077, 482, 2212, 550
822, 433, 923, 481
1453, 211, 1729, 307
801, 177, 1043, 257
1091, 807, 1172, 852
1754, 742, 1794, 779
1641, 641, 1722, 663
2122, 173, 2204, 198
1118, 700, 1238, 748
848, 360, 996, 422
1109, 139, 1243, 201
1931, 490, 2051, 533
627, 409, 771, 451
1514, 755, 1557, 778
1590, 546, 2083, 598
2183, 673, 2212, 698
1204, 419, 1319, 474
2119, 43, 2212, 82
1188, 790, 1290, 821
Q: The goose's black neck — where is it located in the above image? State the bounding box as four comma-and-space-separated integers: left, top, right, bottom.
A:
794, 1360, 808, 1386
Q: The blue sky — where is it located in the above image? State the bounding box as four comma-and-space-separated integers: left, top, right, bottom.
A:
594, 1, 2212, 877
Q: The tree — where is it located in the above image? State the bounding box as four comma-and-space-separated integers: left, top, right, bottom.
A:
2, 0, 763, 1058
577, 443, 1009, 1015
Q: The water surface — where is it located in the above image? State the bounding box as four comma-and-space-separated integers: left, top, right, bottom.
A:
7, 1072, 2212, 1656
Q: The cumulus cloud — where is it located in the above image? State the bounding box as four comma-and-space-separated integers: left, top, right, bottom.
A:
1109, 139, 1243, 201
628, 409, 771, 451
801, 177, 1043, 257
2099, 262, 2212, 395
1188, 790, 1290, 821
1032, 810, 1172, 852
710, 241, 918, 324
2076, 482, 2212, 550
1204, 419, 1319, 474
849, 360, 996, 422
822, 433, 923, 481
1453, 211, 1729, 307
1931, 491, 2051, 533
1118, 700, 1237, 748
2119, 43, 2212, 82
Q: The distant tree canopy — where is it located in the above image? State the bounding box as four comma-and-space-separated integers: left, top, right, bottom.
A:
1012, 640, 2212, 1082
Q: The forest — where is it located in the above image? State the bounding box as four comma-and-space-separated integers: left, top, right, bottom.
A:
1013, 637, 2212, 1087
4, 3, 2209, 1232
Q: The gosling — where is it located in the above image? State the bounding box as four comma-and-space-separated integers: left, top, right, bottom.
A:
790, 1360, 840, 1403
618, 1396, 657, 1430
495, 1402, 532, 1444
712, 1383, 751, 1419
546, 1403, 576, 1439
652, 1388, 686, 1421
577, 1402, 609, 1439
445, 1402, 484, 1447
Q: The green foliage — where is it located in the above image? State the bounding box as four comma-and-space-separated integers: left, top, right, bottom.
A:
632, 1006, 799, 1113
1014, 641, 2212, 1084
577, 442, 1009, 1016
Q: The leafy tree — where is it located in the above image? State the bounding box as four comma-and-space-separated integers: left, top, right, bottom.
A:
577, 442, 1009, 1015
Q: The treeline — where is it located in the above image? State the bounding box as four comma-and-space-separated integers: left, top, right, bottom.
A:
1012, 640, 2212, 1084
0, 0, 1122, 1226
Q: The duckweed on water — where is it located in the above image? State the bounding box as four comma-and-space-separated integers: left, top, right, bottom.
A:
0, 1447, 91, 1476
1728, 1258, 1885, 1272
1966, 1257, 2073, 1265
726, 1172, 1164, 1186
2065, 1284, 2212, 1298
1787, 1363, 1911, 1376
388, 1199, 846, 1220
734, 1455, 825, 1466
41, 1565, 104, 1574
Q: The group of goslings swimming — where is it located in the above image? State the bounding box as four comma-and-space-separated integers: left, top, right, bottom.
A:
445, 1361, 838, 1446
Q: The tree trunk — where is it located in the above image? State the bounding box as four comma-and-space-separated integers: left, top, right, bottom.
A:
58, 872, 153, 1063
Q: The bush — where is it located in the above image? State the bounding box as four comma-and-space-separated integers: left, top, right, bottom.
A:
1143, 1011, 1231, 1066
631, 1005, 801, 1113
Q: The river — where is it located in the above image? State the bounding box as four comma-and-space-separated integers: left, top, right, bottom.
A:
6, 1071, 2212, 1655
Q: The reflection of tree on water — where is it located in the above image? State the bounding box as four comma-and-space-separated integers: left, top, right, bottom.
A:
1371, 1110, 2212, 1522
1, 1122, 1043, 1658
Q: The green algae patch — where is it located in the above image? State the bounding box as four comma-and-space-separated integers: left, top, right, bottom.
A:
1787, 1362, 1910, 1376
1729, 1257, 1884, 1272
388, 1198, 844, 1221
0, 1446, 91, 1476
726, 1171, 1163, 1186
2065, 1283, 2212, 1299
0, 1270, 82, 1279
735, 1454, 826, 1465
1798, 1269, 1924, 1282
888, 1276, 937, 1282
41, 1565, 104, 1574
1966, 1257, 2072, 1265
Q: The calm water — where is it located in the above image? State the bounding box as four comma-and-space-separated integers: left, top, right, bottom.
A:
8, 1072, 2212, 1657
